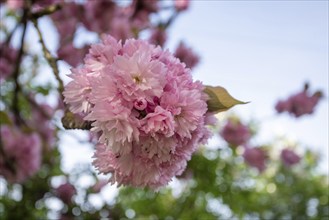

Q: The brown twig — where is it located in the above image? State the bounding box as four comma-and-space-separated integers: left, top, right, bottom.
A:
29, 3, 90, 130
31, 18, 64, 100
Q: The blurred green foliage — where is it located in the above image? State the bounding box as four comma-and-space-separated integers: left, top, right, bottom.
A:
1, 141, 328, 219
114, 147, 328, 220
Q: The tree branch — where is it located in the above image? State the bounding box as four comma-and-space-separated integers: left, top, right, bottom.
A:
12, 8, 28, 125
31, 18, 64, 100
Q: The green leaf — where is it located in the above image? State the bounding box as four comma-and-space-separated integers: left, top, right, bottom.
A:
31, 84, 54, 96
204, 85, 248, 113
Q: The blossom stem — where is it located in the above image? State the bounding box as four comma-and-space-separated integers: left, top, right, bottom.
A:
31, 18, 64, 100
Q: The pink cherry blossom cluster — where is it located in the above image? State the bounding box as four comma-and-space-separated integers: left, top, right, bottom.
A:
174, 42, 200, 69
220, 120, 251, 147
0, 125, 42, 183
149, 27, 167, 47
3, 0, 193, 68
242, 147, 301, 172
243, 147, 267, 172
48, 0, 192, 67
63, 35, 214, 189
275, 84, 322, 118
51, 2, 89, 67
280, 148, 300, 166
219, 118, 266, 172
55, 182, 76, 204
0, 101, 56, 183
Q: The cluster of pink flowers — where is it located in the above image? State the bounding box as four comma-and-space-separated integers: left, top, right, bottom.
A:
0, 101, 56, 184
51, 2, 88, 67
174, 42, 200, 69
243, 147, 267, 172
81, 0, 153, 36
48, 0, 191, 67
280, 148, 300, 166
0, 42, 17, 80
149, 27, 167, 47
219, 119, 267, 171
63, 35, 214, 188
0, 125, 42, 183
220, 120, 251, 147
44, 0, 167, 66
3, 0, 193, 68
55, 182, 76, 204
242, 146, 301, 171
275, 84, 322, 118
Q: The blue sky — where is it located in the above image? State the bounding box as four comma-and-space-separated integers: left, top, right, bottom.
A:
166, 0, 328, 172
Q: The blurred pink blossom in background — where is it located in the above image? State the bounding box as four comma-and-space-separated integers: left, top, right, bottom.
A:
174, 42, 200, 69
149, 27, 167, 47
55, 182, 76, 204
220, 120, 251, 147
0, 125, 41, 183
243, 147, 266, 172
275, 84, 322, 118
57, 43, 89, 67
281, 148, 301, 166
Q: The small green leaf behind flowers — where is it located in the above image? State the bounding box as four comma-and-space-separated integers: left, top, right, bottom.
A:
204, 85, 249, 113
61, 111, 91, 130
